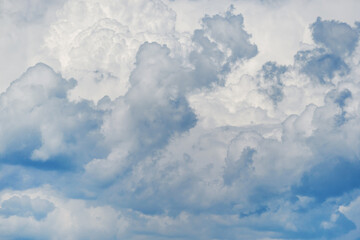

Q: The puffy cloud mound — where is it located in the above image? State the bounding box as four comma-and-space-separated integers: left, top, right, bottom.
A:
311, 17, 359, 57
0, 195, 54, 220
2, 0, 360, 239
190, 10, 258, 87
0, 63, 105, 169
41, 0, 181, 101
296, 18, 359, 84
86, 11, 258, 187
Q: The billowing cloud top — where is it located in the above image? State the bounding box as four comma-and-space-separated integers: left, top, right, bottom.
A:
1, 0, 360, 239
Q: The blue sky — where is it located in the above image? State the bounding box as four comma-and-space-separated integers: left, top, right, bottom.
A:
1, 0, 360, 239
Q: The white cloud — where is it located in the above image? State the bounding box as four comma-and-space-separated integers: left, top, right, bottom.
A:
38, 0, 184, 101
2, 0, 360, 239
0, 63, 104, 165
0, 0, 67, 92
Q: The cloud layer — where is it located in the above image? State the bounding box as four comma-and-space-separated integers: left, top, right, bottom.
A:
1, 0, 360, 239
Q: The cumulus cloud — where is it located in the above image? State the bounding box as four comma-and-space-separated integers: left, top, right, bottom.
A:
0, 63, 105, 168
85, 10, 258, 186
3, 0, 360, 239
0, 195, 54, 220
38, 0, 182, 101
311, 17, 359, 57
0, 0, 67, 92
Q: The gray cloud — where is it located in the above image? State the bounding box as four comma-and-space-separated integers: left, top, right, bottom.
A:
0, 195, 54, 220
0, 63, 106, 169
2, 1, 360, 239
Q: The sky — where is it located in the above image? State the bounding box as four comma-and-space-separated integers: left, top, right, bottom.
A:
1, 0, 360, 239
